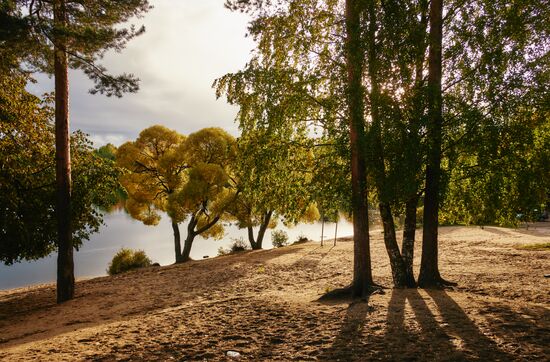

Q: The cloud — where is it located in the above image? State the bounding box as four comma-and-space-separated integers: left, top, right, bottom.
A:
29, 0, 254, 146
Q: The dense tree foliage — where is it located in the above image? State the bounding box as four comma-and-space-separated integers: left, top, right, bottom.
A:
224, 0, 550, 291
117, 126, 237, 263
0, 73, 121, 265
1, 0, 151, 302
169, 128, 238, 261
442, 113, 550, 226
215, 64, 322, 249
439, 0, 550, 227
229, 131, 319, 249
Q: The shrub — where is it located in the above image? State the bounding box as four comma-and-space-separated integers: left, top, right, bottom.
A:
217, 237, 250, 256
294, 234, 309, 244
107, 248, 152, 275
271, 230, 289, 248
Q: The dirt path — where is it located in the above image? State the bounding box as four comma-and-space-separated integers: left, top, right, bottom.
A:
0, 225, 548, 361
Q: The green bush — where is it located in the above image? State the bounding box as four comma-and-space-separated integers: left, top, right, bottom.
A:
217, 237, 250, 256
294, 234, 309, 244
271, 230, 289, 248
107, 248, 152, 275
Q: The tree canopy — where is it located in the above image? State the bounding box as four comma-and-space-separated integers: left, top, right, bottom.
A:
0, 73, 121, 265
222, 0, 550, 291
117, 126, 237, 263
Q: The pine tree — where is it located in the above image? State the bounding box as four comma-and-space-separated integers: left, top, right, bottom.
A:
1, 0, 151, 302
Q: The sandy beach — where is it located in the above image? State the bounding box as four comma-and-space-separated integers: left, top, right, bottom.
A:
1, 224, 548, 361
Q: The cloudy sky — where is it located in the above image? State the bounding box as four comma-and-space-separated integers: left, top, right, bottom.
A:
28, 0, 254, 146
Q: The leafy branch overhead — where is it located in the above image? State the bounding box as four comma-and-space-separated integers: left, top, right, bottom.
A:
1, 0, 151, 96
0, 73, 121, 265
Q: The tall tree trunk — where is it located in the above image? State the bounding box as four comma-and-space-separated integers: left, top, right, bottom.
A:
255, 210, 272, 249
402, 196, 419, 287
379, 203, 408, 287
181, 216, 197, 263
365, 0, 408, 288
54, 0, 74, 304
172, 222, 182, 263
247, 210, 272, 250
395, 0, 428, 289
418, 0, 451, 288
247, 225, 258, 250
346, 0, 375, 297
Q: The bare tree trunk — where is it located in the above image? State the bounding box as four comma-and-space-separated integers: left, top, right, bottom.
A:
379, 203, 408, 287
396, 0, 428, 289
181, 234, 195, 262
180, 216, 197, 262
255, 210, 272, 249
247, 225, 258, 250
402, 196, 419, 287
54, 0, 74, 304
247, 210, 272, 250
172, 222, 182, 263
181, 213, 221, 262
365, 0, 408, 288
346, 0, 375, 297
419, 0, 453, 288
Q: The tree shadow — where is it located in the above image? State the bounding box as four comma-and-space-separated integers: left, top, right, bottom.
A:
384, 288, 459, 361
477, 302, 549, 359
292, 245, 335, 270
307, 288, 520, 361
318, 298, 372, 361
424, 289, 512, 361
0, 245, 304, 347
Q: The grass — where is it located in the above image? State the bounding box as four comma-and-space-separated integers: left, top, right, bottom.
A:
517, 242, 550, 251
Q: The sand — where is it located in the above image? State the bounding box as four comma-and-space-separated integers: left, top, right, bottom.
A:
0, 224, 549, 361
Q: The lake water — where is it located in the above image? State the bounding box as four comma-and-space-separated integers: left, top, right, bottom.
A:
0, 211, 353, 290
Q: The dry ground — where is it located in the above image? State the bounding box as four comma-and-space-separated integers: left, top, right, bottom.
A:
0, 224, 549, 361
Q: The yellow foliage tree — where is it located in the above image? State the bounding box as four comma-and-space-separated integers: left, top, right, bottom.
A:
169, 128, 237, 261
117, 126, 236, 262
117, 125, 187, 261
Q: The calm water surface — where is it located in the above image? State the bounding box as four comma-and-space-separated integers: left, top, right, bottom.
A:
0, 211, 353, 290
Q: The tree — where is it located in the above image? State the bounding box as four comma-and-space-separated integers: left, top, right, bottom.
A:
416, 0, 448, 288
223, 0, 377, 295
0, 73, 121, 265
231, 132, 317, 250
418, 0, 550, 287
118, 126, 237, 263
169, 128, 238, 261
1, 0, 151, 302
215, 64, 321, 250
1, 73, 57, 263
116, 125, 187, 262
345, 0, 377, 296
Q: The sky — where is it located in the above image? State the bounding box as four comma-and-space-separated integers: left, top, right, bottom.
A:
28, 0, 255, 146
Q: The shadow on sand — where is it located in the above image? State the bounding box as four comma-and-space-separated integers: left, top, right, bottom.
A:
319, 288, 513, 361
0, 245, 304, 348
